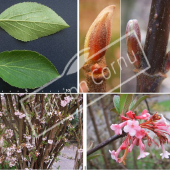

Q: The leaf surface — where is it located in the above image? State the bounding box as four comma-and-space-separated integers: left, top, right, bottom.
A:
113, 95, 120, 113
0, 2, 69, 41
119, 94, 133, 115
0, 50, 59, 88
130, 95, 149, 111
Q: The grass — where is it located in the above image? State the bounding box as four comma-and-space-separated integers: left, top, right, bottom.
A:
157, 100, 170, 111
153, 100, 170, 112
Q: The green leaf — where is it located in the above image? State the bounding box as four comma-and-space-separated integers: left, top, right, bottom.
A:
0, 2, 69, 42
87, 154, 102, 161
130, 95, 149, 111
119, 94, 133, 115
129, 97, 137, 111
113, 95, 120, 113
110, 108, 119, 114
0, 50, 59, 89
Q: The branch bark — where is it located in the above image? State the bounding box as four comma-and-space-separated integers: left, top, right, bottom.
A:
137, 0, 170, 92
87, 133, 126, 156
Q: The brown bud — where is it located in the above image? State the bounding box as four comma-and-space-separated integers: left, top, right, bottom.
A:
164, 51, 170, 73
91, 63, 102, 74
84, 5, 115, 61
126, 19, 142, 68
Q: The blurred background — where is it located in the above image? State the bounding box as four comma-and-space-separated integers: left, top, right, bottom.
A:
87, 94, 170, 169
79, 0, 120, 92
121, 0, 170, 92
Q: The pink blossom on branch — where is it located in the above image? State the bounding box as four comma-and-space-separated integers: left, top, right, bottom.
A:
160, 143, 170, 159
110, 121, 127, 135
48, 140, 53, 144
126, 111, 135, 119
135, 109, 150, 120
109, 110, 170, 165
124, 120, 141, 136
137, 139, 150, 159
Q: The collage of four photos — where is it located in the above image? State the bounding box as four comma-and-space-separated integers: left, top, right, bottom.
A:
0, 0, 170, 169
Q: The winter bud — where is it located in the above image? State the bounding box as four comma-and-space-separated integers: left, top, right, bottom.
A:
126, 19, 142, 68
84, 5, 115, 61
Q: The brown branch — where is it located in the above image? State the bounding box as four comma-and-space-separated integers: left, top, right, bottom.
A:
137, 0, 170, 92
87, 133, 126, 156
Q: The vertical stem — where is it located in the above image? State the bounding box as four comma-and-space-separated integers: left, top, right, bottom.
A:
101, 98, 116, 150
137, 0, 170, 92
144, 0, 170, 73
87, 96, 110, 169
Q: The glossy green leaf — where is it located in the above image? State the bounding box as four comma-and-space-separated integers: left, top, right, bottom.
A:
0, 50, 59, 88
113, 95, 120, 113
119, 94, 133, 115
130, 95, 149, 111
0, 2, 69, 42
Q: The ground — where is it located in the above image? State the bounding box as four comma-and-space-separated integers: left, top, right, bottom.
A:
52, 145, 77, 170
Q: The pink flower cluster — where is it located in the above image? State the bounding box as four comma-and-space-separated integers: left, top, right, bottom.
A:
109, 110, 170, 164
14, 110, 26, 119
61, 96, 73, 107
5, 129, 14, 139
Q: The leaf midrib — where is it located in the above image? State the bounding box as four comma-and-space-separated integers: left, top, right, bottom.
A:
0, 19, 67, 27
0, 64, 57, 74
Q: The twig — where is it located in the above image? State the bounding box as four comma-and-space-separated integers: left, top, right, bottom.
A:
145, 98, 151, 113
87, 133, 126, 156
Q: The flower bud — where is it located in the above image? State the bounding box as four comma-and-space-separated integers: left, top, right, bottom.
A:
84, 5, 115, 61
126, 19, 142, 68
164, 51, 170, 73
91, 63, 102, 74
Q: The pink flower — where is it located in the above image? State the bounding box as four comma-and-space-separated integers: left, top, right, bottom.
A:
42, 137, 47, 141
68, 115, 74, 121
110, 121, 127, 135
160, 143, 170, 159
155, 125, 170, 134
5, 129, 13, 138
48, 140, 53, 144
128, 138, 137, 153
137, 139, 149, 159
126, 111, 135, 119
136, 129, 146, 139
109, 149, 121, 161
120, 141, 127, 150
154, 114, 168, 126
1, 124, 5, 129
17, 149, 22, 153
109, 150, 117, 160
124, 120, 141, 136
61, 100, 67, 107
0, 112, 3, 117
135, 110, 150, 120
19, 113, 26, 119
14, 110, 21, 116
109, 141, 127, 161
64, 96, 72, 103
121, 116, 130, 121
